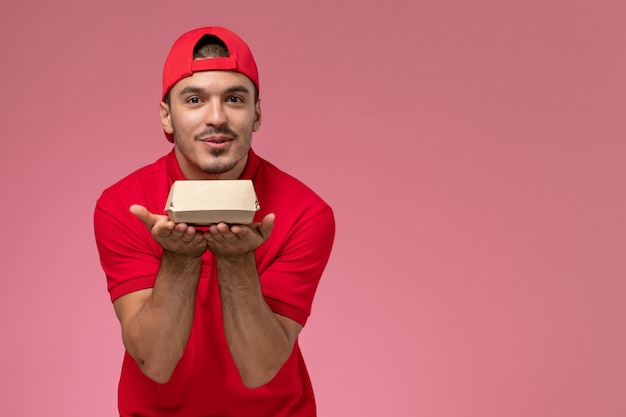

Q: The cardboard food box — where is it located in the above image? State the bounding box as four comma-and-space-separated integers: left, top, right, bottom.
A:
164, 180, 260, 225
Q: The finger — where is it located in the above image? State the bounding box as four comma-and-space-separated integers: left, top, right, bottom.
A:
130, 204, 158, 229
181, 226, 197, 242
259, 213, 275, 241
215, 222, 231, 234
191, 231, 206, 243
171, 223, 200, 242
207, 222, 230, 237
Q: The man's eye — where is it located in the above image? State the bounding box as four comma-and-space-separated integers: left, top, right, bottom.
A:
187, 97, 202, 104
227, 96, 243, 103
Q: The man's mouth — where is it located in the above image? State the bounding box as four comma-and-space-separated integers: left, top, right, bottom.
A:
201, 137, 230, 143
199, 136, 233, 149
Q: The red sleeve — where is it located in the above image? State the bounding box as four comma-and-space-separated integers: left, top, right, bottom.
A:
94, 187, 163, 301
257, 204, 335, 326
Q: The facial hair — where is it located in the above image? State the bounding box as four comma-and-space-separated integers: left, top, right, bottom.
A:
194, 126, 238, 158
171, 119, 252, 176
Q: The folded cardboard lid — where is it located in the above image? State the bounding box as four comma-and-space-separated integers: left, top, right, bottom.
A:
164, 180, 259, 225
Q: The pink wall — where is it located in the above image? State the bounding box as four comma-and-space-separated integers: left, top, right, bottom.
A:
1, 1, 625, 416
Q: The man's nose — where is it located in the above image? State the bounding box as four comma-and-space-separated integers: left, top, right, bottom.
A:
205, 99, 227, 126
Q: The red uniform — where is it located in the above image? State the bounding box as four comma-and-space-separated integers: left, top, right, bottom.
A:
94, 148, 335, 416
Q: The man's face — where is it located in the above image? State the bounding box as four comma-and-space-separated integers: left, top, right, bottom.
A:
161, 70, 261, 180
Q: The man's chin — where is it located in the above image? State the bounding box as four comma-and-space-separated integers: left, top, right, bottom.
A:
199, 160, 236, 175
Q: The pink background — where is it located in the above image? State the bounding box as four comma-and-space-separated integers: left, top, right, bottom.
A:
1, 1, 625, 416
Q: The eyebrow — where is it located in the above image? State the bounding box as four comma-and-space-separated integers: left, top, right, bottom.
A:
177, 84, 251, 97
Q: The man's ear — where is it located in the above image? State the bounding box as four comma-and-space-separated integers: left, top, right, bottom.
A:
253, 99, 262, 132
160, 101, 174, 134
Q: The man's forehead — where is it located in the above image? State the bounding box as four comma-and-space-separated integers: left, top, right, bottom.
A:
172, 70, 255, 94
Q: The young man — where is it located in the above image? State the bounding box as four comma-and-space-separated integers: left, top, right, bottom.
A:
94, 26, 335, 416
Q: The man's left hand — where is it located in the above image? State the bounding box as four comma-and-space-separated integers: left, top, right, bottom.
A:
204, 213, 275, 258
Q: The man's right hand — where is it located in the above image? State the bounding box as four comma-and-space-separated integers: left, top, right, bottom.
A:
130, 204, 208, 257
114, 204, 205, 384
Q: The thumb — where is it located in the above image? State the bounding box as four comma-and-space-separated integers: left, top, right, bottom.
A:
259, 213, 275, 241
129, 204, 157, 229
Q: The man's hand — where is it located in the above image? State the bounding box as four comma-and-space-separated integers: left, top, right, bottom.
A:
204, 213, 275, 258
130, 204, 208, 257
204, 212, 297, 388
